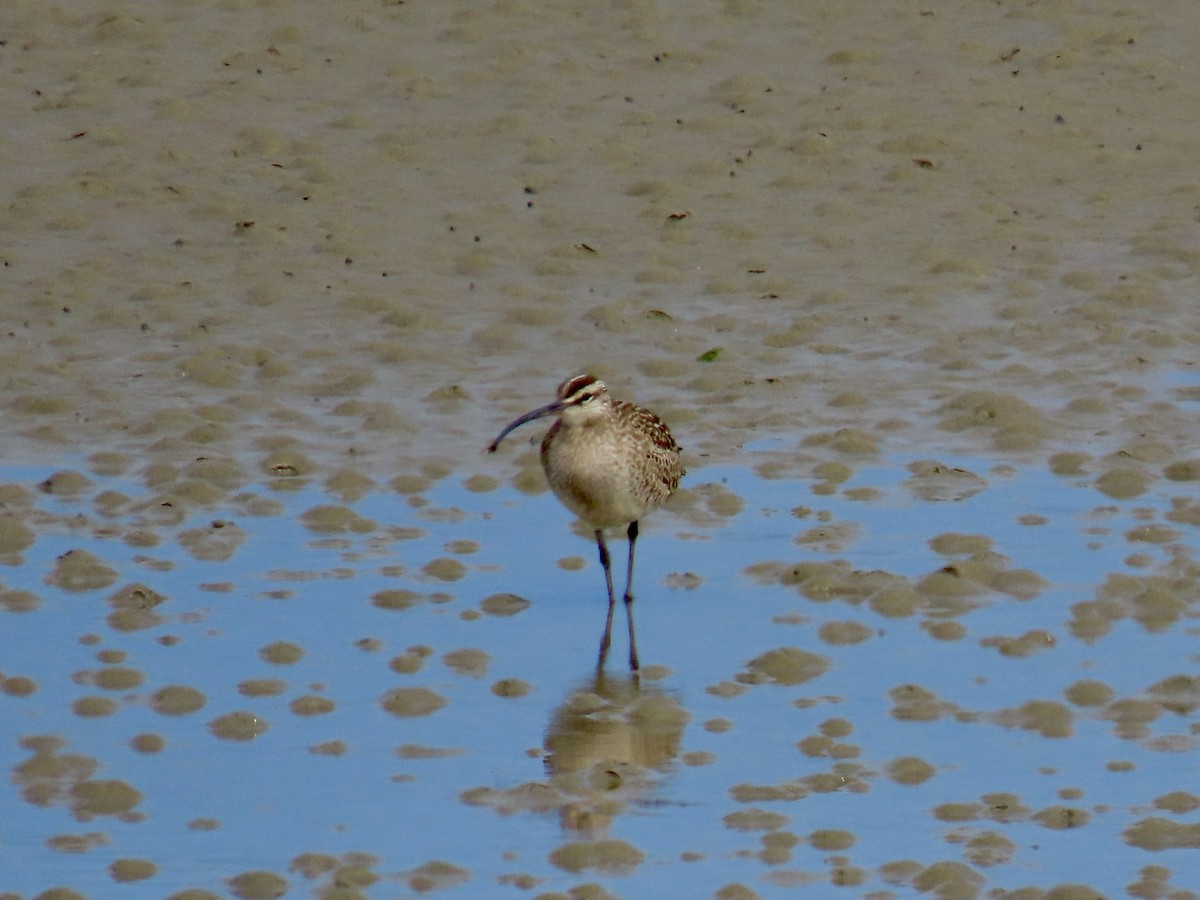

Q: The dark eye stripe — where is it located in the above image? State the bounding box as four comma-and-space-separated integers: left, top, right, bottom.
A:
558, 373, 608, 405
560, 373, 598, 398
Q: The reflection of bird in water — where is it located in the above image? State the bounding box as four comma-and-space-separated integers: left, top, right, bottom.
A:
543, 671, 689, 834
488, 374, 685, 671
457, 673, 690, 840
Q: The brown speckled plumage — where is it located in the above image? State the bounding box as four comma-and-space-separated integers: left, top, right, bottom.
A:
540, 390, 683, 528
487, 373, 685, 671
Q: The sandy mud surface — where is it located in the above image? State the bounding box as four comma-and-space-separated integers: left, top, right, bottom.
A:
2, 1, 1199, 898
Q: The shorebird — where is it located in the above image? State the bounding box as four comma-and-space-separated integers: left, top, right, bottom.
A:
488, 374, 685, 671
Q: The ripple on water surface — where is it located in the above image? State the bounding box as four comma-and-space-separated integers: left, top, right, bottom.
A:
1, 453, 1199, 898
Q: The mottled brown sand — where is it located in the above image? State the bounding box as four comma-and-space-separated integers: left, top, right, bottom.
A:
3, 0, 1198, 494
3, 3, 1200, 899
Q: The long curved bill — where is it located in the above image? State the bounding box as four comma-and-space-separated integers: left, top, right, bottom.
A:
487, 401, 565, 453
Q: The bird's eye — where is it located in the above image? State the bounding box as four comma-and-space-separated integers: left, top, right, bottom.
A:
578, 393, 592, 404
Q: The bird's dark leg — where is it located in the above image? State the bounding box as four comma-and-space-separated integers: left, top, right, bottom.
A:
623, 520, 639, 604
595, 529, 616, 670
624, 520, 640, 671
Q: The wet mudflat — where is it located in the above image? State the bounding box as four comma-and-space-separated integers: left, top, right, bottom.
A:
4, 0, 1200, 897
2, 445, 1200, 898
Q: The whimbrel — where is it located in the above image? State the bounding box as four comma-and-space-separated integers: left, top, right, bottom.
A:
488, 374, 684, 670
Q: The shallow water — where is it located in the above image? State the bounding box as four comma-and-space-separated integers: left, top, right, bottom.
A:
5, 3, 1200, 897
3, 449, 1198, 898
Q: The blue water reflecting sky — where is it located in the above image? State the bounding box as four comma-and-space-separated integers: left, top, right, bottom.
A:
2, 453, 1198, 897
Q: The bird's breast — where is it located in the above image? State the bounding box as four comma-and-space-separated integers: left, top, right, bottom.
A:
540, 419, 677, 528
